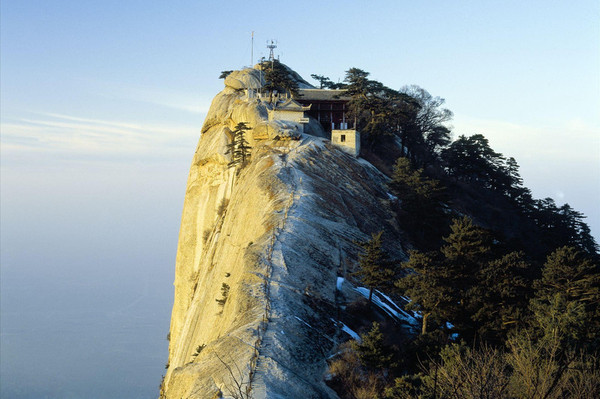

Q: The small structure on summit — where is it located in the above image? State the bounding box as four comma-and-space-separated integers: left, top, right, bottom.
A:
296, 89, 350, 133
296, 88, 360, 156
331, 129, 360, 157
268, 98, 311, 133
243, 42, 361, 154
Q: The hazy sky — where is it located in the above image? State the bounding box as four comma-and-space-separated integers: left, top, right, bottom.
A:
1, 1, 598, 398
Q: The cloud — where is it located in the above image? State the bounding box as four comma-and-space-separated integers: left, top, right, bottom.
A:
0, 113, 201, 161
84, 79, 214, 115
145, 96, 213, 114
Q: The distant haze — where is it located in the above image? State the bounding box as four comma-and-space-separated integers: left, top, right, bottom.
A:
1, 1, 598, 397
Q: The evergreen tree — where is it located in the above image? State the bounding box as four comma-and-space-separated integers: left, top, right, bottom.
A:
440, 217, 496, 337
396, 250, 455, 335
310, 74, 332, 89
504, 157, 524, 197
352, 322, 394, 371
508, 248, 600, 396
397, 217, 499, 337
440, 216, 493, 264
535, 246, 599, 304
219, 70, 233, 79
470, 251, 532, 343
260, 59, 299, 100
343, 68, 372, 98
226, 122, 252, 169
389, 157, 444, 200
388, 157, 448, 247
353, 231, 396, 305
343, 68, 404, 147
441, 134, 505, 188
555, 204, 599, 255
533, 246, 600, 347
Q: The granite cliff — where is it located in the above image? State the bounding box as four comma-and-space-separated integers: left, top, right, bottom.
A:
162, 65, 406, 398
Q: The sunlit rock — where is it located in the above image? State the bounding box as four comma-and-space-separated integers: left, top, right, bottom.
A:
162, 65, 404, 399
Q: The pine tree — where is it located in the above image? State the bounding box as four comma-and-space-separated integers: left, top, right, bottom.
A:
226, 122, 252, 170
396, 250, 455, 335
310, 74, 331, 89
470, 251, 532, 343
389, 157, 448, 247
441, 134, 505, 187
535, 246, 599, 304
353, 231, 396, 305
219, 70, 233, 79
309, 74, 345, 89
440, 217, 496, 337
441, 216, 493, 265
343, 68, 403, 147
260, 59, 299, 100
397, 217, 498, 337
352, 322, 393, 371
533, 246, 600, 347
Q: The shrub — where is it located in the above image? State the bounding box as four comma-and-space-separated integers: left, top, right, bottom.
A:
216, 283, 230, 307
192, 344, 206, 358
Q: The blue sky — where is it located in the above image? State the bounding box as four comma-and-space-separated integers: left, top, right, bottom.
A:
1, 1, 599, 397
2, 1, 598, 220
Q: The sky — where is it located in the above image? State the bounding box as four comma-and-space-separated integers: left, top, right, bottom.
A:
1, 1, 598, 398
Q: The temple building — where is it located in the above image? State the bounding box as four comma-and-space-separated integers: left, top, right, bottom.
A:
295, 88, 360, 157
267, 98, 311, 133
295, 89, 352, 132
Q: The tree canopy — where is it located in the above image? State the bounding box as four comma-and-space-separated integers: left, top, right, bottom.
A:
389, 157, 448, 247
323, 67, 599, 399
396, 217, 535, 342
353, 231, 396, 305
260, 59, 299, 98
310, 74, 345, 89
219, 70, 233, 79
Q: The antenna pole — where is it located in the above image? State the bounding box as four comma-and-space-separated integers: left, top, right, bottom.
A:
251, 31, 254, 66
267, 40, 277, 64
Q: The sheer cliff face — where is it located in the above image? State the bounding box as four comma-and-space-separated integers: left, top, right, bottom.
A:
163, 67, 403, 399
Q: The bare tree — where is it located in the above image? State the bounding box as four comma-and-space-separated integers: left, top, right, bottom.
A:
423, 343, 510, 399
213, 351, 253, 399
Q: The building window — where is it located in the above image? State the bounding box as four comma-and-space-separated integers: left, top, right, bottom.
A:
341, 134, 346, 143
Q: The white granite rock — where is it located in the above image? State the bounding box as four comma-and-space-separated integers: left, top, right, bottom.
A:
162, 66, 405, 399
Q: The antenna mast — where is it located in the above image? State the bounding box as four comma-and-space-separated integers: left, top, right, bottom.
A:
267, 40, 277, 63
251, 31, 254, 66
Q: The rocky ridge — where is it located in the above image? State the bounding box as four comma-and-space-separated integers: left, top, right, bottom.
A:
163, 65, 405, 398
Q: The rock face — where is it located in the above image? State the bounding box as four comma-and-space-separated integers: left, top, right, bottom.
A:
163, 66, 404, 398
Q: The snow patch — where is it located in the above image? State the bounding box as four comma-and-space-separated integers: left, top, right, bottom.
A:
400, 295, 422, 319
340, 323, 361, 341
336, 277, 344, 291
342, 324, 360, 341
354, 287, 419, 326
331, 318, 361, 342
294, 316, 312, 329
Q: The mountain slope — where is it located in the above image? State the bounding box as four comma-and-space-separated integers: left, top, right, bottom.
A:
162, 66, 405, 398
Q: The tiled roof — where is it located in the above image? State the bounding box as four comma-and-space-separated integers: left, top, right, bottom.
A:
274, 98, 311, 111
296, 89, 350, 101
